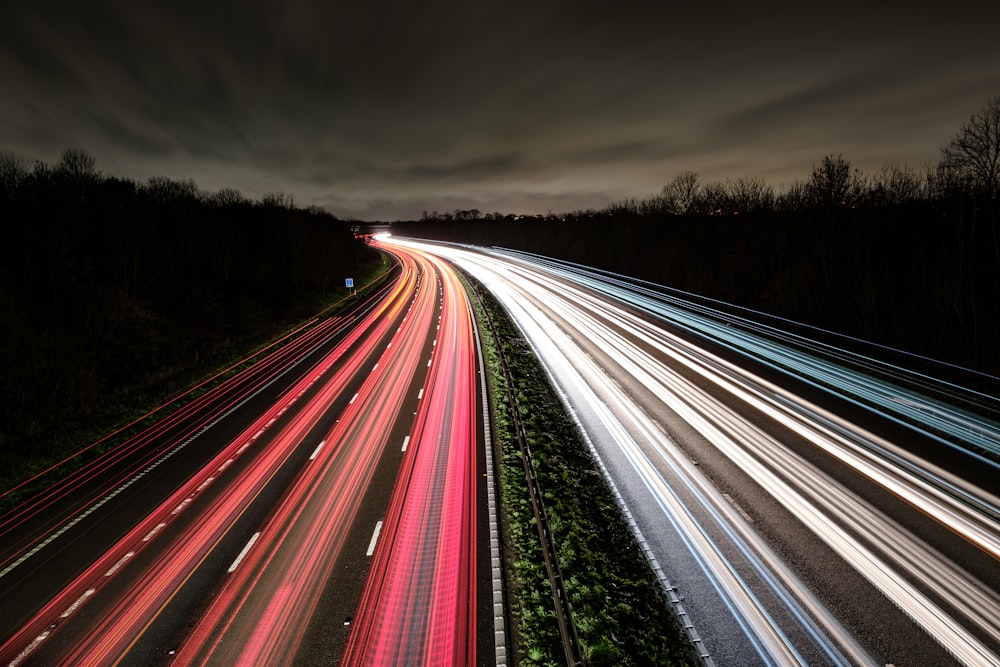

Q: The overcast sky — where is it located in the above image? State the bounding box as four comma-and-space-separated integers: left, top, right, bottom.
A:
2, 1, 999, 220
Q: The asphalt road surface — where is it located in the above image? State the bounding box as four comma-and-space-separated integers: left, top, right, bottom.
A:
406, 237, 1000, 667
0, 243, 496, 666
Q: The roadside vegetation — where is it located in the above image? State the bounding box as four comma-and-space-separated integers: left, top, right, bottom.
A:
464, 274, 695, 666
0, 148, 385, 507
0, 258, 389, 514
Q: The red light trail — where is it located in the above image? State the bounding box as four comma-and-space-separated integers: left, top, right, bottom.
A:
341, 251, 478, 666
0, 240, 484, 665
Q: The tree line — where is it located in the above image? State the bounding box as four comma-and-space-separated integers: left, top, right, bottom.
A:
399, 98, 1000, 377
0, 149, 378, 466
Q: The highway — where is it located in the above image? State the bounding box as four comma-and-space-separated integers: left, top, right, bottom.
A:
397, 236, 1000, 667
340, 249, 480, 666
0, 242, 492, 665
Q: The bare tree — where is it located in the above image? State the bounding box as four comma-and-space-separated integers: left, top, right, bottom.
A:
775, 180, 809, 211
0, 151, 28, 199
729, 176, 775, 213
145, 176, 199, 203
940, 96, 1000, 199
696, 181, 730, 215
807, 154, 864, 208
55, 148, 98, 182
870, 162, 921, 206
261, 191, 290, 208
209, 187, 246, 207
661, 171, 701, 214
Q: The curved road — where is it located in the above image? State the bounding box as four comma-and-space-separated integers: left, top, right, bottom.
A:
0, 243, 494, 665
401, 236, 1000, 667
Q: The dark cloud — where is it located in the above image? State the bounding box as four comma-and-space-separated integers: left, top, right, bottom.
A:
2, 1, 999, 219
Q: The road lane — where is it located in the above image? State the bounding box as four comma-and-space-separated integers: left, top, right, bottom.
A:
1, 268, 412, 664
0, 271, 405, 640
404, 237, 1000, 667
341, 248, 479, 666
1, 254, 431, 662
171, 247, 445, 665
0, 235, 498, 666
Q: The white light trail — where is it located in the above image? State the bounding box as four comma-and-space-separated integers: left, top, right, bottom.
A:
396, 237, 1000, 667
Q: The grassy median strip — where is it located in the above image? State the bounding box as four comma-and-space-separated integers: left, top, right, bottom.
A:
463, 273, 695, 667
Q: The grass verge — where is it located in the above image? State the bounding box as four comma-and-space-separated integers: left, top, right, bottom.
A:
463, 273, 696, 666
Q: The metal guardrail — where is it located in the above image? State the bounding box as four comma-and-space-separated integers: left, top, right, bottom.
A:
468, 281, 585, 666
